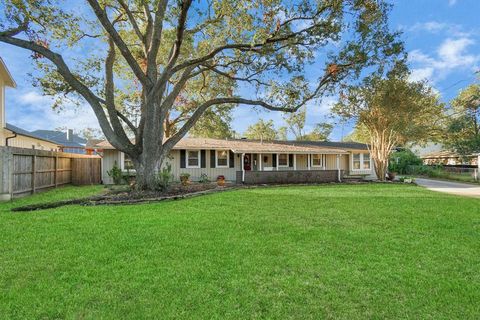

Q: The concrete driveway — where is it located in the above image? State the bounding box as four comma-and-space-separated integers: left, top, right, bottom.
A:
415, 178, 480, 198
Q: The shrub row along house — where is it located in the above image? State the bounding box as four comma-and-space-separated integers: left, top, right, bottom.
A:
94, 138, 376, 184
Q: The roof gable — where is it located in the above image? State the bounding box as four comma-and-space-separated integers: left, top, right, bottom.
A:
0, 57, 16, 88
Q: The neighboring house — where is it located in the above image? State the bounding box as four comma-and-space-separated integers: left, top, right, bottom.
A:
94, 138, 376, 184
0, 57, 59, 151
30, 129, 88, 154
421, 150, 479, 166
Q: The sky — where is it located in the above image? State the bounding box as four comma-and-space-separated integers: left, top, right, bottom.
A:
0, 0, 479, 140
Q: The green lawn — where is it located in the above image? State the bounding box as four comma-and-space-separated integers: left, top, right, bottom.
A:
0, 184, 479, 319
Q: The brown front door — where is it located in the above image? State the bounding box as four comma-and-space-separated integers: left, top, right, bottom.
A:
244, 153, 252, 171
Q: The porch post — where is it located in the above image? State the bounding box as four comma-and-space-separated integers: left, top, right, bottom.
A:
293, 154, 297, 170
259, 153, 262, 171
307, 154, 311, 170
241, 153, 245, 183
276, 153, 279, 171
336, 154, 341, 182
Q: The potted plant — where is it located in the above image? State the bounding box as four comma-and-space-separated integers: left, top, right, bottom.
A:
179, 173, 190, 186
217, 175, 225, 186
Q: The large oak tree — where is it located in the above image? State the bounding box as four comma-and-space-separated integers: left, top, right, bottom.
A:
0, 0, 401, 189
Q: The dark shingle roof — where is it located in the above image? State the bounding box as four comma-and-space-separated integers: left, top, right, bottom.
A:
238, 139, 370, 151
30, 130, 87, 148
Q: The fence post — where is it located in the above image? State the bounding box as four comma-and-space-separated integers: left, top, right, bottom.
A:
54, 154, 58, 187
31, 155, 36, 194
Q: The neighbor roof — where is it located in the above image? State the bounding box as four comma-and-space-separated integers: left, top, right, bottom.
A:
93, 138, 368, 154
30, 129, 87, 148
421, 150, 478, 159
0, 57, 16, 88
6, 123, 59, 145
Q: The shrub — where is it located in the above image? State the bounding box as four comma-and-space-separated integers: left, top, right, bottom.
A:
180, 173, 190, 186
157, 163, 174, 191
107, 161, 123, 185
199, 173, 210, 184
389, 150, 423, 174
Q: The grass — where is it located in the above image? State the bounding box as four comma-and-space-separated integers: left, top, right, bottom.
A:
0, 184, 479, 319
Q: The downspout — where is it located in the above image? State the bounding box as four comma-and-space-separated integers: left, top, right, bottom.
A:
5, 132, 17, 146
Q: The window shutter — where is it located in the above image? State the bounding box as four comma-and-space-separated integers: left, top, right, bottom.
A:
180, 150, 186, 168
210, 150, 216, 168
200, 150, 206, 168
272, 154, 277, 167
229, 150, 235, 168
289, 154, 293, 167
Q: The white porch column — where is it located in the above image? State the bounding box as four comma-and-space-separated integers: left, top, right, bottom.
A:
276, 153, 279, 171
293, 154, 297, 170
241, 153, 245, 183
259, 153, 262, 171
477, 154, 480, 181
307, 154, 311, 170
336, 154, 341, 182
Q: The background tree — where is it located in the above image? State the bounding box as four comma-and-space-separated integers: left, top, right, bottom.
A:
285, 107, 306, 139
443, 84, 480, 158
302, 122, 333, 141
284, 107, 334, 140
343, 124, 370, 143
333, 67, 444, 180
0, 0, 402, 189
244, 119, 280, 141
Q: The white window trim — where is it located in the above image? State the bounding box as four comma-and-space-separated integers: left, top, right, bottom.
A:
186, 150, 201, 168
351, 153, 372, 171
216, 150, 229, 168
278, 153, 289, 167
311, 154, 324, 168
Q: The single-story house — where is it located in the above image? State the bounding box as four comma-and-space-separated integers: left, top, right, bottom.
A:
94, 138, 376, 184
421, 150, 479, 166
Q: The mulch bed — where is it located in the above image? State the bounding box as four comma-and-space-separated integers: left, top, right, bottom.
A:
11, 182, 236, 212
10, 181, 376, 212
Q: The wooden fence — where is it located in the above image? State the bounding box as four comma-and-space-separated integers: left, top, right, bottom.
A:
0, 146, 101, 200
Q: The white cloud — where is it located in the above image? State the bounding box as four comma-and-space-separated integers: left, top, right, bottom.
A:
448, 0, 457, 6
409, 67, 434, 82
408, 37, 480, 83
6, 89, 101, 133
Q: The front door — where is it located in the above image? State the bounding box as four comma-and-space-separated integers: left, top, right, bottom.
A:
244, 153, 252, 171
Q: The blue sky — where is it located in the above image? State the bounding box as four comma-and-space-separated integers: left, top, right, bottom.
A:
1, 0, 479, 140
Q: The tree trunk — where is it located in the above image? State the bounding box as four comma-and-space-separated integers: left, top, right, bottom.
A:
133, 149, 170, 190
368, 129, 396, 182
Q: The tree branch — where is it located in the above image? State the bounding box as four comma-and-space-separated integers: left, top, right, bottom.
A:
0, 34, 133, 151
86, 0, 150, 85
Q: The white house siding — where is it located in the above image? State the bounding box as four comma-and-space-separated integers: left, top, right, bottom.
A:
101, 149, 240, 184
100, 149, 376, 184
101, 149, 122, 184
168, 149, 240, 181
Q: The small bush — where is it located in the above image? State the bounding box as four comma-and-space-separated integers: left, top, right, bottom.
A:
157, 163, 174, 191
389, 150, 423, 174
107, 161, 123, 185
199, 173, 210, 184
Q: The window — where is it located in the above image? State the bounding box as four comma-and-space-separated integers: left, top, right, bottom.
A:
216, 150, 229, 167
187, 150, 200, 168
312, 154, 323, 167
353, 153, 361, 169
352, 153, 371, 170
363, 153, 371, 170
278, 153, 288, 166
